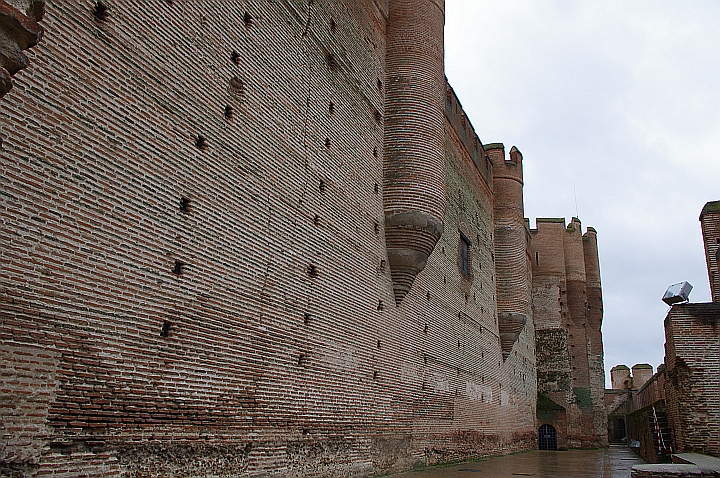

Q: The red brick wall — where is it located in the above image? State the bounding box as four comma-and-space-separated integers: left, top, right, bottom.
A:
663, 303, 720, 457
0, 0, 539, 475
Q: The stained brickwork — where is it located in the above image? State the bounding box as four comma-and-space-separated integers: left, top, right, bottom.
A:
0, 0, 607, 474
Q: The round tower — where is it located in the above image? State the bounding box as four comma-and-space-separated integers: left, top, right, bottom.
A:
490, 144, 530, 359
610, 365, 631, 390
631, 364, 654, 390
583, 227, 603, 353
383, 0, 446, 305
563, 217, 589, 388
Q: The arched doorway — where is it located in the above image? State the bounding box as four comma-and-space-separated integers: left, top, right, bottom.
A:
538, 424, 557, 450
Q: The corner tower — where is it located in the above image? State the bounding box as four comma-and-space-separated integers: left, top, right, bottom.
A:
700, 201, 720, 302
489, 144, 531, 359
383, 0, 446, 305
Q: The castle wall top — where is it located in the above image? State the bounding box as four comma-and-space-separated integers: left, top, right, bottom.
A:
488, 142, 524, 184
700, 201, 720, 220
444, 81, 491, 186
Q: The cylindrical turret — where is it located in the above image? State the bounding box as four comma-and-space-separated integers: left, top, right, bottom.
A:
563, 218, 589, 388
490, 144, 530, 359
631, 364, 654, 390
700, 201, 720, 302
610, 365, 631, 390
583, 227, 603, 354
383, 0, 446, 305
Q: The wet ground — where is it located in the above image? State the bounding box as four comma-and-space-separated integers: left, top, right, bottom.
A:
390, 446, 645, 478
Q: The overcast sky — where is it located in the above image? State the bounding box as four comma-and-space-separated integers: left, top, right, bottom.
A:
444, 0, 720, 387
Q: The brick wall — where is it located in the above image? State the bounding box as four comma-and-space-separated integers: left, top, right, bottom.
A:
663, 303, 720, 457
0, 0, 541, 475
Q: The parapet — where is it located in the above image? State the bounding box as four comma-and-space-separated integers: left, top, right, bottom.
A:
489, 143, 524, 184
445, 81, 491, 184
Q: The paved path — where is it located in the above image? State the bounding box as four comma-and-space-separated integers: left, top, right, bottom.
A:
389, 446, 645, 478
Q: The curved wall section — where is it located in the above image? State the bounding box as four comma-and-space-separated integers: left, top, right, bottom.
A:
490, 145, 530, 359
383, 0, 446, 304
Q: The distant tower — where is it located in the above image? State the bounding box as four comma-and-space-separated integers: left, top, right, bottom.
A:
610, 365, 631, 390
489, 144, 530, 359
383, 0, 446, 304
700, 201, 720, 302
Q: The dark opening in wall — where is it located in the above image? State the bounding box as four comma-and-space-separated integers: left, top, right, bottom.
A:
304, 313, 312, 325
313, 214, 321, 226
377, 78, 383, 90
180, 197, 190, 212
377, 340, 381, 349
328, 102, 335, 114
173, 261, 185, 275
373, 371, 378, 380
160, 321, 171, 337
231, 51, 241, 65
373, 147, 378, 158
535, 251, 539, 266
374, 183, 379, 194
374, 109, 382, 124
319, 180, 326, 193
427, 291, 431, 301
298, 353, 307, 366
229, 77, 244, 97
307, 264, 319, 278
324, 50, 338, 71
329, 18, 336, 33
423, 324, 428, 333
195, 135, 207, 150
94, 1, 108, 21
325, 137, 331, 148
224, 105, 234, 120
379, 260, 386, 271
377, 300, 384, 311
374, 221, 380, 235
243, 12, 253, 27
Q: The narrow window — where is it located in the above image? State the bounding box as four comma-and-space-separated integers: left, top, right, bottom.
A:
459, 231, 471, 277
535, 251, 539, 266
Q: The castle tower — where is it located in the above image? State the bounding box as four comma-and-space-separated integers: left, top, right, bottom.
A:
489, 144, 530, 359
582, 226, 607, 446
383, 0, 446, 304
631, 364, 654, 390
610, 365, 631, 390
700, 201, 720, 302
563, 218, 589, 389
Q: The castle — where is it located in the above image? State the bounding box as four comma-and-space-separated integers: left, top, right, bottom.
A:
1, 1, 606, 476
